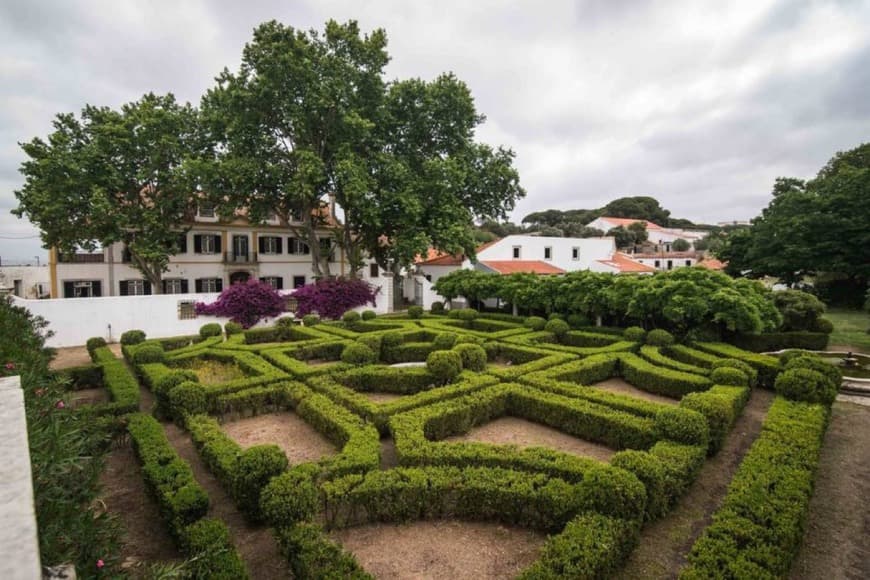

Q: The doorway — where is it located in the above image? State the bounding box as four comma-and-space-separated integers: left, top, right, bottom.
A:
230, 271, 250, 285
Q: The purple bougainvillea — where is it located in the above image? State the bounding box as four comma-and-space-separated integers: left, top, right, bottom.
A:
195, 279, 286, 328
292, 278, 379, 320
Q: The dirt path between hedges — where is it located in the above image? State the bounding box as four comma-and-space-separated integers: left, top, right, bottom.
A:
162, 423, 292, 579
99, 443, 181, 573
790, 401, 870, 580
50, 343, 123, 370
614, 388, 775, 579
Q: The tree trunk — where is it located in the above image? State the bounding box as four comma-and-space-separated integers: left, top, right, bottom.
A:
129, 251, 164, 294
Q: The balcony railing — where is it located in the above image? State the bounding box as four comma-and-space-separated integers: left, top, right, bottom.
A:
58, 252, 105, 263
223, 251, 258, 264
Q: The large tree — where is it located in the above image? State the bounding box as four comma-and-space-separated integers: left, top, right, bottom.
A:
200, 20, 524, 277
717, 143, 870, 299
14, 93, 198, 293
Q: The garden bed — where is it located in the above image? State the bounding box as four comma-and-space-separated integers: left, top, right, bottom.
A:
221, 412, 337, 464
181, 358, 247, 384
592, 378, 678, 406
70, 387, 109, 407
445, 416, 616, 462
331, 520, 546, 580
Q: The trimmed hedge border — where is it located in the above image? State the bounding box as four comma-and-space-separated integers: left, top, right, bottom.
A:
731, 331, 830, 352
82, 346, 140, 416
639, 345, 711, 376
127, 414, 248, 578
619, 353, 713, 399
680, 397, 830, 579
693, 342, 781, 388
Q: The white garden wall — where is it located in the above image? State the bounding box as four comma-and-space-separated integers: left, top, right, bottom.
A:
13, 274, 393, 347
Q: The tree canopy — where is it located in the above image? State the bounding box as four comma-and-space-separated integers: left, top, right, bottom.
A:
199, 20, 524, 276
14, 93, 198, 292
717, 142, 870, 302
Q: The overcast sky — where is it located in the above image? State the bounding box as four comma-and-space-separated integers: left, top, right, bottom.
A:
2, 0, 869, 263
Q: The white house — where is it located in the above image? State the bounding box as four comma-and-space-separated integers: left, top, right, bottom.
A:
586, 216, 708, 250
416, 235, 655, 278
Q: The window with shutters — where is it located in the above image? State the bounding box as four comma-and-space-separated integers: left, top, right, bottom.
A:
369, 263, 379, 278
127, 280, 147, 295
194, 234, 219, 254
260, 276, 283, 290
163, 279, 185, 294
176, 233, 188, 254
261, 236, 281, 255
65, 280, 100, 298
544, 247, 552, 260
196, 278, 221, 293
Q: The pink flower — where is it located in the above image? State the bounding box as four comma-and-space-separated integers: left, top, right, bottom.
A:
96, 559, 104, 569
4, 362, 14, 370
56, 400, 65, 409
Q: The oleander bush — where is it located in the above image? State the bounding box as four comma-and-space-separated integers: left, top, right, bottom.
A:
120, 329, 146, 345
646, 329, 674, 346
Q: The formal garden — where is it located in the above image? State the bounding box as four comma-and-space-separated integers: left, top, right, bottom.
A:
5, 263, 861, 579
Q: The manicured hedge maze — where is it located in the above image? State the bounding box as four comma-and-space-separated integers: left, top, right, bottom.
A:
107, 311, 828, 578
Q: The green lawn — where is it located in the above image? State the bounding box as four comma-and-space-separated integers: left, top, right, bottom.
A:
825, 308, 870, 352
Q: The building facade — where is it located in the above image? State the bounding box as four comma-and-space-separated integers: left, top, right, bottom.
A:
0, 265, 50, 299
586, 216, 708, 250
50, 210, 351, 299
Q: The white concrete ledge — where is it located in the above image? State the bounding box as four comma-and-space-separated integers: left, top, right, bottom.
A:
0, 376, 41, 580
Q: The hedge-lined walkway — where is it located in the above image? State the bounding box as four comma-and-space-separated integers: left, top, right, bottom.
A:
790, 401, 870, 579
162, 423, 291, 579
614, 388, 774, 579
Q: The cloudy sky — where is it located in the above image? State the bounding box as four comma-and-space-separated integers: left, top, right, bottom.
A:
2, 0, 869, 263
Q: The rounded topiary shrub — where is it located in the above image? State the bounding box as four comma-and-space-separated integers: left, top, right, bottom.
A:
356, 335, 383, 358
434, 332, 458, 350
654, 407, 709, 448
545, 318, 570, 339
342, 310, 361, 324
524, 316, 547, 331
341, 343, 376, 366
785, 355, 842, 388
132, 344, 166, 364
233, 445, 289, 520
455, 308, 478, 323
453, 343, 487, 372
710, 367, 749, 387
813, 317, 834, 334
168, 381, 208, 419
120, 329, 146, 345
610, 450, 668, 521
86, 336, 107, 357
224, 321, 243, 336
430, 301, 445, 314
199, 323, 223, 339
275, 316, 296, 328
646, 329, 675, 346
780, 349, 811, 365
623, 326, 646, 342
381, 331, 403, 348
407, 305, 424, 319
711, 359, 758, 388
302, 314, 320, 326
775, 368, 838, 405
426, 350, 462, 384
361, 309, 377, 321
566, 313, 591, 328
172, 483, 210, 527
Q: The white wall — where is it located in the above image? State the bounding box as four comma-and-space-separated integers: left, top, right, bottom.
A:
14, 272, 393, 347
476, 235, 616, 272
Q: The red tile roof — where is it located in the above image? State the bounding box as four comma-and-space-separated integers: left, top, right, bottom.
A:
481, 260, 565, 275
598, 217, 663, 230
415, 239, 501, 266
596, 252, 657, 273
696, 257, 726, 270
